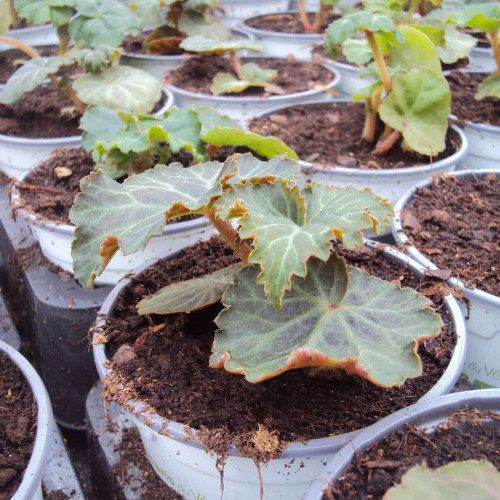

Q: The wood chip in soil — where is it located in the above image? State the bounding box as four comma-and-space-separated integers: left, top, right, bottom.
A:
0, 352, 37, 499
100, 237, 456, 461
249, 102, 460, 168
244, 12, 338, 34
163, 55, 333, 96
403, 173, 499, 296
328, 408, 500, 500
447, 70, 500, 126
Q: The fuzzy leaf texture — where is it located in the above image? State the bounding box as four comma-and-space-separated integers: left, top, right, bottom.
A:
70, 154, 300, 288
476, 73, 500, 99
215, 180, 392, 307
15, 0, 75, 26
210, 253, 442, 384
0, 56, 64, 104
69, 0, 142, 47
384, 460, 500, 500
73, 65, 162, 113
138, 264, 245, 315
379, 68, 450, 156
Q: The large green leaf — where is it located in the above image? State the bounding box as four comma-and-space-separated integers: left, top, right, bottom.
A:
15, 0, 75, 26
211, 254, 442, 385
379, 68, 450, 156
437, 26, 477, 64
69, 0, 142, 47
342, 39, 373, 65
178, 9, 231, 39
0, 56, 64, 104
215, 180, 392, 307
80, 104, 125, 151
384, 461, 500, 500
193, 106, 241, 136
129, 0, 163, 25
0, 0, 11, 34
451, 3, 500, 34
73, 65, 162, 113
210, 63, 276, 96
476, 73, 500, 99
179, 36, 262, 54
202, 127, 298, 161
362, 0, 404, 18
67, 45, 120, 72
137, 263, 244, 315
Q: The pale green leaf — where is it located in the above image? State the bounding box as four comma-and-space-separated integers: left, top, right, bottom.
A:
211, 254, 442, 384
210, 63, 276, 95
437, 26, 477, 64
409, 24, 445, 47
193, 105, 241, 136
343, 39, 373, 65
179, 36, 262, 54
215, 180, 392, 307
362, 0, 404, 18
202, 127, 298, 161
384, 461, 500, 500
352, 82, 383, 102
178, 10, 231, 39
1, 0, 11, 34
0, 56, 64, 104
15, 0, 75, 25
73, 65, 162, 114
137, 264, 244, 315
67, 45, 120, 72
379, 68, 450, 156
129, 0, 163, 25
452, 3, 500, 34
476, 73, 500, 99
80, 104, 125, 151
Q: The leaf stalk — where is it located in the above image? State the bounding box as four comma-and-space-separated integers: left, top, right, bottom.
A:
364, 30, 392, 94
297, 0, 314, 33
490, 30, 500, 74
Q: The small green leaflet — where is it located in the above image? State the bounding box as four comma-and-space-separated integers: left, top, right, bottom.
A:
67, 45, 120, 72
15, 0, 75, 26
451, 3, 500, 34
437, 26, 476, 65
211, 63, 277, 95
211, 254, 442, 385
179, 36, 262, 54
476, 74, 500, 99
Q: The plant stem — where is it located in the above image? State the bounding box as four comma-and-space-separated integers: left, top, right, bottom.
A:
312, 4, 332, 33
491, 30, 500, 74
229, 51, 242, 78
297, 0, 314, 33
0, 36, 39, 58
364, 30, 392, 94
373, 129, 401, 155
205, 209, 252, 264
8, 0, 20, 28
362, 86, 382, 142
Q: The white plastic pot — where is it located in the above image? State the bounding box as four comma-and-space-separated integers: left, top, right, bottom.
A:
121, 28, 253, 80
166, 62, 340, 120
220, 0, 291, 28
304, 388, 500, 500
239, 12, 323, 61
0, 88, 174, 179
249, 101, 468, 203
0, 339, 54, 500
92, 242, 466, 500
0, 24, 58, 49
468, 46, 496, 73
10, 174, 214, 285
391, 169, 500, 389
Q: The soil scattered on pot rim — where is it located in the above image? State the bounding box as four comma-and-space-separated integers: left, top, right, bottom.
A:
100, 237, 455, 459
328, 408, 500, 500
447, 70, 500, 126
114, 427, 183, 499
402, 173, 499, 296
249, 102, 460, 169
244, 12, 338, 34
0, 84, 81, 138
164, 55, 333, 96
0, 352, 37, 498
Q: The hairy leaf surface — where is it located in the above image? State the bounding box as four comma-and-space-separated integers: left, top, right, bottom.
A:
138, 264, 244, 315
211, 254, 442, 384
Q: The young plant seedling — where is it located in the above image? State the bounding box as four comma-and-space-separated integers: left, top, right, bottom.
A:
297, 0, 340, 34
70, 153, 443, 386
325, 12, 451, 156
80, 104, 297, 178
451, 3, 500, 99
384, 460, 500, 499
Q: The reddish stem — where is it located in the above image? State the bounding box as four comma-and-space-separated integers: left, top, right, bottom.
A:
373, 130, 402, 155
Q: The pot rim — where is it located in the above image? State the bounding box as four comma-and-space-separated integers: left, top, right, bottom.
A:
0, 340, 53, 500
239, 11, 325, 41
92, 240, 467, 458
7, 23, 53, 35
391, 168, 500, 307
304, 388, 500, 500
0, 88, 174, 144
165, 60, 340, 104
248, 100, 469, 177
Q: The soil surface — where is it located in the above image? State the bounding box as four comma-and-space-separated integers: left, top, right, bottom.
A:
114, 427, 183, 499
0, 352, 37, 499
249, 102, 460, 168
447, 70, 500, 126
0, 84, 81, 138
164, 55, 333, 96
402, 173, 499, 296
441, 57, 470, 71
244, 12, 338, 34
15, 147, 94, 225
101, 237, 455, 457
328, 408, 500, 499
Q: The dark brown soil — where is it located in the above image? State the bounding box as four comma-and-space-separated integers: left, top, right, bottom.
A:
441, 57, 470, 71
0, 352, 37, 499
164, 55, 333, 96
0, 84, 81, 138
244, 12, 338, 34
312, 43, 354, 65
447, 70, 500, 126
42, 486, 72, 500
328, 408, 500, 500
114, 427, 183, 499
15, 147, 94, 225
402, 173, 499, 296
101, 237, 455, 456
249, 102, 460, 168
